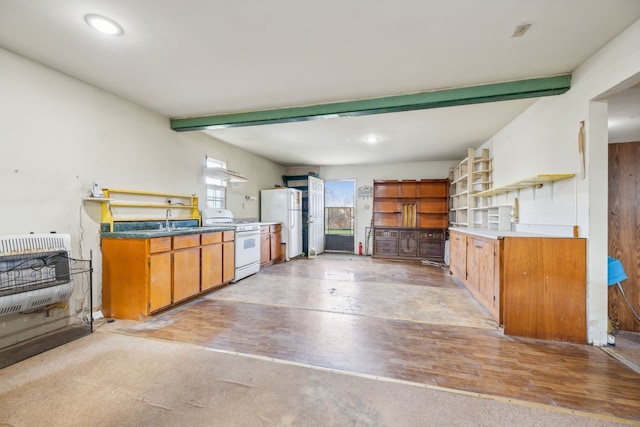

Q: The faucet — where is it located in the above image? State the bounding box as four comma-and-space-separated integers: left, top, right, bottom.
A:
165, 208, 172, 230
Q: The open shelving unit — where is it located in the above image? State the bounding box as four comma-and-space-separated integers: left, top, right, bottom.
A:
91, 189, 200, 232
449, 148, 492, 228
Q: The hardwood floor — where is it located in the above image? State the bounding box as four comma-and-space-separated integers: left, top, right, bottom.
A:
116, 254, 640, 423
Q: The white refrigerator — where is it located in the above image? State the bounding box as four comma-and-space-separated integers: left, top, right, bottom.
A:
261, 188, 303, 260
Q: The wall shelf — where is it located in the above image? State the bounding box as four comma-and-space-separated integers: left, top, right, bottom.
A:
472, 174, 575, 197
100, 189, 200, 232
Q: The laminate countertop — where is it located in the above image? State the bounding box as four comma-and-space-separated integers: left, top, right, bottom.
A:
448, 227, 576, 240
101, 226, 234, 239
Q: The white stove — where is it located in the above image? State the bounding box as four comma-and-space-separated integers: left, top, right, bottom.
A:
202, 209, 261, 282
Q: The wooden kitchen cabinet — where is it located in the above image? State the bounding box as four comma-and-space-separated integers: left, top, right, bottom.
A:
418, 229, 446, 259
465, 236, 500, 319
449, 230, 467, 280
449, 229, 586, 343
201, 232, 223, 291
502, 237, 586, 343
260, 224, 282, 266
149, 251, 172, 312
223, 230, 235, 283
202, 230, 235, 289
373, 229, 399, 256
173, 235, 201, 302
102, 230, 234, 321
398, 230, 417, 257
373, 179, 448, 229
374, 227, 445, 261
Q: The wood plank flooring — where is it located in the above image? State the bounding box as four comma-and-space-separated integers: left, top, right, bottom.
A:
116, 254, 640, 422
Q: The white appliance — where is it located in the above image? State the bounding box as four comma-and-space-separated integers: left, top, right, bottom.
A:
260, 188, 303, 260
0, 234, 74, 317
202, 209, 261, 282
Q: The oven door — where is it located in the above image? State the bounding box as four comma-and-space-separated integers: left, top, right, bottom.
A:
234, 229, 261, 280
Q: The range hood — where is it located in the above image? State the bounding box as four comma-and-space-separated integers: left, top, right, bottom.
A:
203, 166, 248, 182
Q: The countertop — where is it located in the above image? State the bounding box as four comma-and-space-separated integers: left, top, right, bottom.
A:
101, 226, 234, 239
448, 227, 575, 240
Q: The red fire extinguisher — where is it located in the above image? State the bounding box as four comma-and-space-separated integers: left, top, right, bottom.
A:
358, 242, 363, 256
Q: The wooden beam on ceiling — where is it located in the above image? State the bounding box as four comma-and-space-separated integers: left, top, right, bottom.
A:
170, 74, 571, 132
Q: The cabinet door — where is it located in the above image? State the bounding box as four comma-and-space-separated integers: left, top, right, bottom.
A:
466, 237, 481, 290
398, 231, 417, 257
478, 239, 498, 313
149, 252, 172, 313
503, 237, 586, 342
373, 229, 399, 256
173, 247, 201, 302
466, 236, 500, 321
201, 243, 223, 291
449, 231, 467, 280
270, 230, 282, 261
260, 233, 271, 265
223, 241, 235, 283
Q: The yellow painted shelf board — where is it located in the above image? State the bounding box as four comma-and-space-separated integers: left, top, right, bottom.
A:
109, 202, 197, 208
472, 174, 575, 197
103, 188, 197, 198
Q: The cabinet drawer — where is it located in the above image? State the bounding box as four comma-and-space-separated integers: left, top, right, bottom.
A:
375, 239, 398, 255
201, 231, 222, 245
149, 237, 171, 253
260, 225, 269, 234
270, 224, 281, 233
223, 230, 235, 242
418, 241, 444, 258
418, 230, 445, 241
173, 234, 200, 249
375, 229, 399, 239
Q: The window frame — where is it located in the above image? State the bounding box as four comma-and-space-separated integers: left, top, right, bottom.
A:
205, 156, 227, 209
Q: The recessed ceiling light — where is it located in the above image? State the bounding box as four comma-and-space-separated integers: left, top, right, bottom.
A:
85, 14, 124, 36
366, 136, 379, 144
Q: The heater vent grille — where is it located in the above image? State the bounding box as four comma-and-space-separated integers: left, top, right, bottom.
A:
0, 234, 74, 317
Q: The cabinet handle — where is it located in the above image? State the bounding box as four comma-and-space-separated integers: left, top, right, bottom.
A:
475, 244, 482, 249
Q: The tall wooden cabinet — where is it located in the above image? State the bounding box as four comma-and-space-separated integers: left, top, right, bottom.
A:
373, 179, 448, 261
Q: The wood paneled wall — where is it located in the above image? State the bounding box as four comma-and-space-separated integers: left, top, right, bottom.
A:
608, 141, 640, 332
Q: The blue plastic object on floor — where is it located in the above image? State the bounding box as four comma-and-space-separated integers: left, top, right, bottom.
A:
608, 256, 628, 286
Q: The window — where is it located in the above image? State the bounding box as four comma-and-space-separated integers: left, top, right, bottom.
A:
205, 156, 227, 208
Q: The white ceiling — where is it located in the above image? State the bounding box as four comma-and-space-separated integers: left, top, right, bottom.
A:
1, 0, 639, 166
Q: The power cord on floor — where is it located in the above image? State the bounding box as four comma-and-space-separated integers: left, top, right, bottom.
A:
420, 259, 447, 269
615, 282, 640, 323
